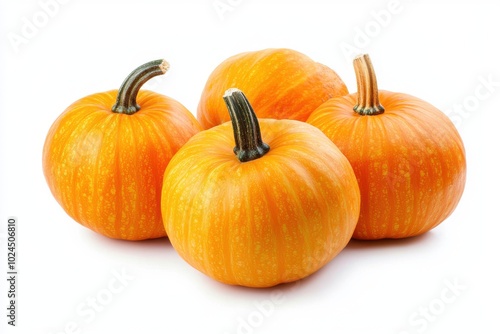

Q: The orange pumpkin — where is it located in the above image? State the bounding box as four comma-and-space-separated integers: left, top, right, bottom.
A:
162, 88, 360, 287
307, 54, 466, 240
43, 59, 202, 240
197, 48, 348, 129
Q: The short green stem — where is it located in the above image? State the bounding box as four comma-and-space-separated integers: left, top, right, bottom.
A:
353, 54, 385, 116
223, 88, 270, 162
112, 59, 169, 115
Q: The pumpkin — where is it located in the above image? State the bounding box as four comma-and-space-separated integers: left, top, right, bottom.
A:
161, 88, 360, 287
197, 48, 348, 129
307, 54, 466, 240
43, 59, 202, 240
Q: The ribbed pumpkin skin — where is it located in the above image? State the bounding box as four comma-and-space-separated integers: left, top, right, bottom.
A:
161, 119, 360, 287
307, 91, 466, 240
43, 90, 202, 240
197, 48, 348, 129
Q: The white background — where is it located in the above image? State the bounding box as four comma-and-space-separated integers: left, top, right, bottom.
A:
1, 0, 499, 333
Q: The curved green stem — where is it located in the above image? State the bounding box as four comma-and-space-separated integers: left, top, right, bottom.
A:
223, 88, 270, 162
112, 59, 169, 115
353, 54, 385, 116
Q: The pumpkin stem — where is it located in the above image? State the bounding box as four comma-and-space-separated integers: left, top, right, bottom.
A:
112, 59, 169, 115
353, 54, 385, 116
223, 88, 270, 162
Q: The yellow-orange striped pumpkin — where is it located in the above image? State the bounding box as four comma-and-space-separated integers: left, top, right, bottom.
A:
197, 48, 348, 129
307, 55, 466, 240
162, 88, 360, 287
43, 59, 201, 240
